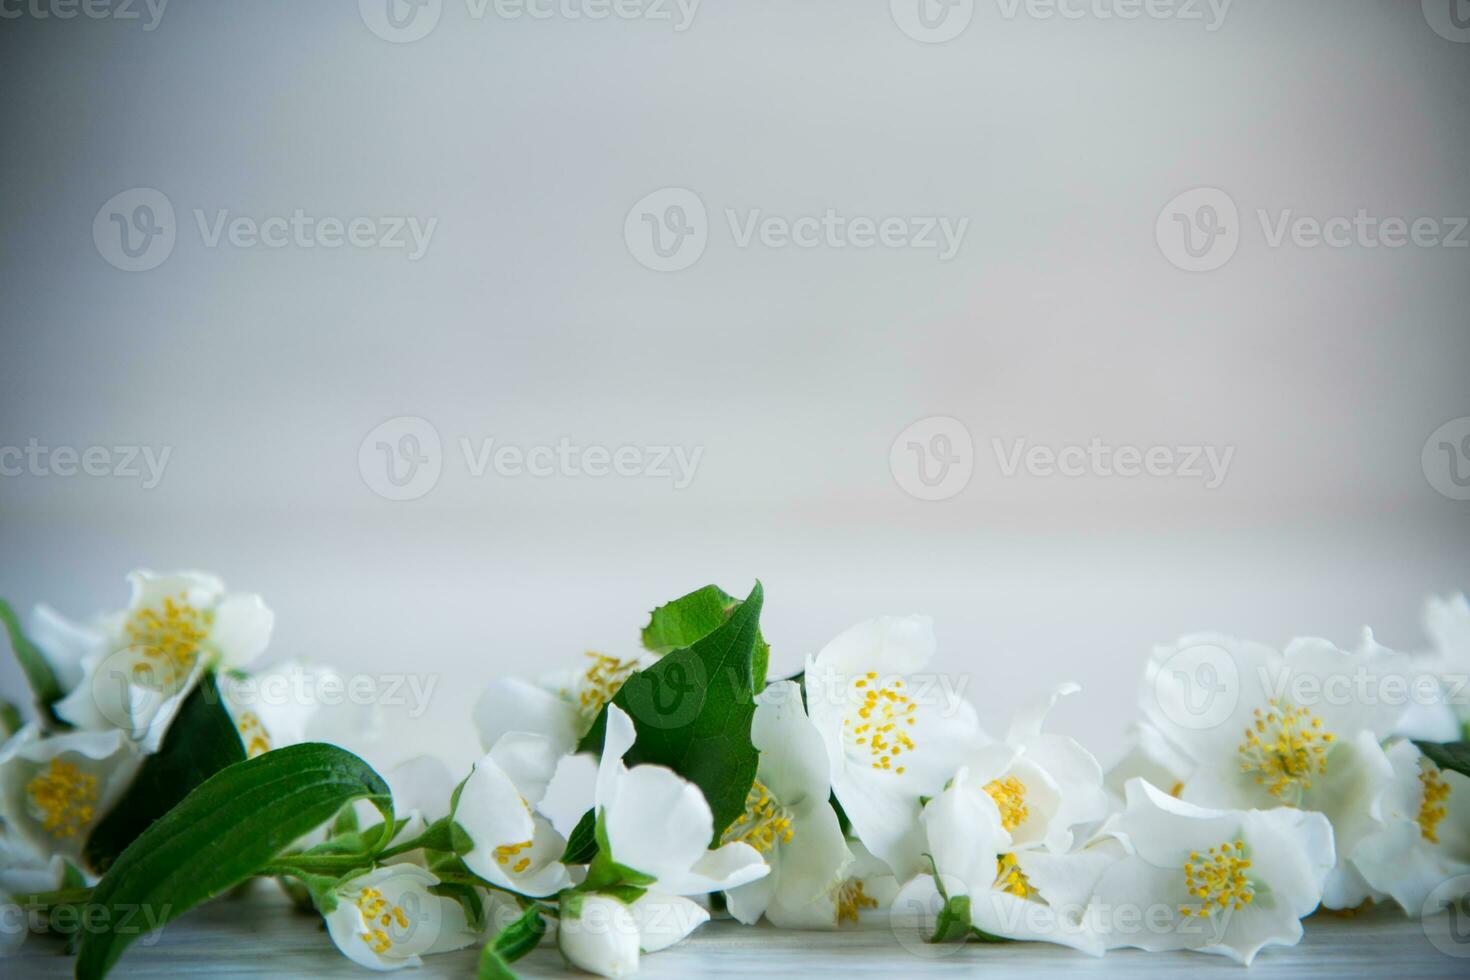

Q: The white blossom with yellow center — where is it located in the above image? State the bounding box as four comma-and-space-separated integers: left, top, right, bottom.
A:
1138, 631, 1409, 910
48, 570, 274, 753
0, 726, 139, 866
1093, 779, 1335, 965
725, 682, 852, 929
323, 865, 477, 971
455, 731, 572, 897
804, 615, 982, 878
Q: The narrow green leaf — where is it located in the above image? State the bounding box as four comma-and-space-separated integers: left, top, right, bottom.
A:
1415, 739, 1470, 779
0, 697, 22, 738
641, 584, 771, 690
559, 808, 598, 864
493, 904, 547, 962
84, 673, 247, 873
477, 945, 517, 980
581, 583, 764, 839
76, 743, 392, 980
0, 597, 65, 723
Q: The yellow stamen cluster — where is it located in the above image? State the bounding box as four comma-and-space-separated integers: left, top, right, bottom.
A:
983, 776, 1029, 832
995, 852, 1031, 898
494, 839, 534, 874
26, 758, 100, 839
573, 652, 639, 717
1418, 765, 1451, 844
1180, 839, 1254, 918
722, 780, 794, 854
236, 710, 272, 758
355, 886, 409, 954
844, 672, 917, 774
125, 592, 213, 686
1237, 698, 1335, 803
836, 878, 878, 923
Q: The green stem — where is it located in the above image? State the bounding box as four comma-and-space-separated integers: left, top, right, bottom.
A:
268, 852, 376, 875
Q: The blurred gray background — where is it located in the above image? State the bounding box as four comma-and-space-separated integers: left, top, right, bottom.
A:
1, 0, 1466, 771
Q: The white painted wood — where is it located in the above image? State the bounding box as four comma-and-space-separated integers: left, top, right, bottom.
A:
8, 884, 1464, 978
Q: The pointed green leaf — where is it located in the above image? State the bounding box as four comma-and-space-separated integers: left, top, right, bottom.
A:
560, 807, 598, 864
641, 584, 770, 689
1415, 739, 1470, 780
0, 597, 65, 724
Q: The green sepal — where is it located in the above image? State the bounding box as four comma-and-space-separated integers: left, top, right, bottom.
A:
559, 808, 598, 864
0, 597, 66, 726
1415, 739, 1470, 780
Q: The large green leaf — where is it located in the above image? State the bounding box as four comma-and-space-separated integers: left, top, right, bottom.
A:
581, 582, 764, 838
1415, 740, 1470, 780
76, 743, 392, 980
641, 584, 770, 690
84, 673, 246, 873
0, 597, 65, 724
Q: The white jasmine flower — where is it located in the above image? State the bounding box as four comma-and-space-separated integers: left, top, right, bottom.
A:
1141, 632, 1406, 908
1092, 779, 1334, 965
323, 865, 477, 971
803, 616, 982, 878
558, 891, 712, 978
1396, 593, 1470, 741
472, 651, 654, 757
54, 571, 274, 751
26, 604, 104, 697
455, 733, 571, 897
724, 681, 850, 928
0, 836, 69, 954
217, 660, 382, 759
593, 704, 767, 895
0, 726, 139, 866
1351, 739, 1470, 913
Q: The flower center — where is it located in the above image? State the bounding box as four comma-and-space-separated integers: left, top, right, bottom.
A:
723, 780, 794, 854
836, 878, 879, 923
1180, 839, 1254, 918
995, 852, 1032, 898
494, 839, 534, 874
354, 886, 410, 955
1237, 698, 1335, 803
125, 592, 213, 687
842, 672, 917, 774
983, 776, 1029, 832
26, 758, 100, 840
1418, 765, 1451, 844
236, 710, 272, 758
571, 652, 639, 719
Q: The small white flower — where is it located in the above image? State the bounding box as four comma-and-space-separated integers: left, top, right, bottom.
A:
724, 681, 850, 928
323, 865, 477, 971
558, 893, 641, 978
803, 616, 982, 878
1141, 632, 1406, 908
217, 660, 382, 759
473, 651, 654, 756
456, 733, 571, 897
54, 571, 274, 751
593, 704, 767, 895
1395, 593, 1470, 741
0, 726, 139, 866
1351, 739, 1470, 913
1092, 779, 1335, 965
0, 835, 69, 954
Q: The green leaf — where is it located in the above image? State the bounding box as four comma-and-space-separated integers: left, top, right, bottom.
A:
641, 584, 771, 691
560, 808, 598, 864
493, 904, 547, 962
581, 811, 657, 891
477, 946, 517, 980
1415, 740, 1470, 779
0, 597, 65, 724
930, 894, 972, 943
84, 673, 247, 873
76, 743, 392, 980
581, 583, 764, 840
0, 697, 22, 738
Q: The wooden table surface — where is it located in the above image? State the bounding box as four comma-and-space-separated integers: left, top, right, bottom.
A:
9, 884, 1466, 979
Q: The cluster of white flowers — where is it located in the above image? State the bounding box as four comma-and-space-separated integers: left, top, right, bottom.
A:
2, 573, 1467, 976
